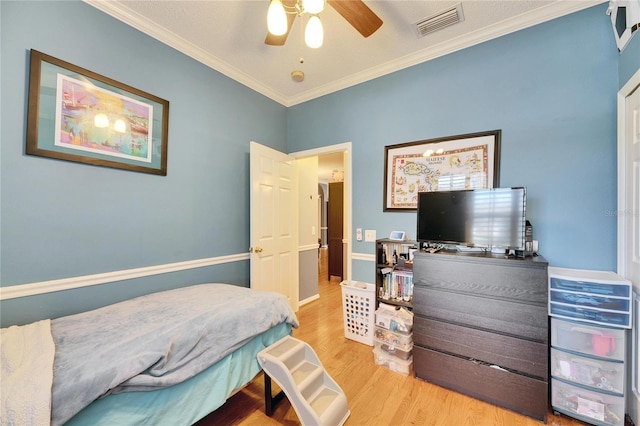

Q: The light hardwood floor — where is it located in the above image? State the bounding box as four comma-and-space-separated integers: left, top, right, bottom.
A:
197, 249, 586, 426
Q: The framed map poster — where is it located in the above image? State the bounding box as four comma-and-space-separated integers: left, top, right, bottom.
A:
384, 130, 501, 211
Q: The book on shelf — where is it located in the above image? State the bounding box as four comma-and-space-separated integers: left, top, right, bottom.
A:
380, 269, 413, 303
378, 241, 418, 267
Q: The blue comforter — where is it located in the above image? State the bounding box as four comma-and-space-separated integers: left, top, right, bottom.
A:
50, 284, 298, 426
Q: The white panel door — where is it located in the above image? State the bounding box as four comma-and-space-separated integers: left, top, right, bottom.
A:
623, 82, 640, 286
250, 141, 299, 311
618, 69, 640, 426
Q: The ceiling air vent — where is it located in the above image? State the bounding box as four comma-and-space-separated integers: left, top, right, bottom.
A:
414, 3, 464, 38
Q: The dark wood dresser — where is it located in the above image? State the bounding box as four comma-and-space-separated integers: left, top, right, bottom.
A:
412, 251, 549, 422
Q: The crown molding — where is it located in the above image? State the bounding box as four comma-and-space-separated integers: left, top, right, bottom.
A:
84, 0, 604, 107
286, 0, 605, 105
83, 0, 289, 105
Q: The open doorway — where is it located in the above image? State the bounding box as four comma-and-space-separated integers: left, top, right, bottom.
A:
291, 143, 352, 304
318, 152, 345, 282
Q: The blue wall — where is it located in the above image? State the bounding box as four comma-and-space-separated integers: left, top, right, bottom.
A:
0, 1, 286, 325
287, 4, 622, 282
1, 1, 634, 326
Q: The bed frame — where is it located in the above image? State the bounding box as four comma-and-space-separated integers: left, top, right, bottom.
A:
4, 283, 299, 426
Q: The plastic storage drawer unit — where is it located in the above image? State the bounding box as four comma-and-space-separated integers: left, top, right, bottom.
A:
551, 317, 625, 361
551, 378, 625, 426
548, 267, 630, 426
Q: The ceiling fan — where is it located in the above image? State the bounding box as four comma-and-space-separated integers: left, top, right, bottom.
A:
265, 0, 383, 46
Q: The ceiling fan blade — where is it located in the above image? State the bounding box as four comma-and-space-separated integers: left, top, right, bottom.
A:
265, 0, 298, 46
328, 0, 383, 38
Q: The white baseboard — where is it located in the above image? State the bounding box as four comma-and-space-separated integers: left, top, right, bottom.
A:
299, 294, 320, 306
299, 244, 320, 252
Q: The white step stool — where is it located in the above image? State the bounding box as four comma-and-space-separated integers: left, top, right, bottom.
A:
257, 335, 350, 426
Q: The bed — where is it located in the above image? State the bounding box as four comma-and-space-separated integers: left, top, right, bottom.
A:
0, 283, 299, 425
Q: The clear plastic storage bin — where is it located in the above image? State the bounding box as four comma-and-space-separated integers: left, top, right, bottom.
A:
374, 326, 413, 351
374, 339, 413, 360
375, 303, 413, 334
551, 378, 625, 426
551, 318, 625, 361
373, 347, 413, 376
551, 348, 624, 394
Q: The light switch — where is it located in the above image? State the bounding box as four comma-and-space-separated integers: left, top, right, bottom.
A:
364, 230, 376, 242
356, 228, 362, 241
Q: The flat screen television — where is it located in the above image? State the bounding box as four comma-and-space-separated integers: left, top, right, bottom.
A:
416, 187, 526, 250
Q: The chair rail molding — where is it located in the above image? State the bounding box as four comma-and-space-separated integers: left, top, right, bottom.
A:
0, 253, 249, 300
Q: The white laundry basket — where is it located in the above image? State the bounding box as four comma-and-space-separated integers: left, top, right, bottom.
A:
340, 281, 375, 346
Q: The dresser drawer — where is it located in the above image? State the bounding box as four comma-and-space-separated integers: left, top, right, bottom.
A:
414, 346, 548, 422
414, 315, 548, 378
413, 286, 548, 342
413, 252, 548, 304
551, 348, 624, 395
551, 318, 625, 361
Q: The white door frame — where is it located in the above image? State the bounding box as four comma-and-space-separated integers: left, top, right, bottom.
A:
617, 67, 640, 425
617, 67, 640, 278
290, 142, 352, 284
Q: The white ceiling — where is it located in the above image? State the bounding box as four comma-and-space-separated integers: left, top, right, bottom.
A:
85, 0, 603, 107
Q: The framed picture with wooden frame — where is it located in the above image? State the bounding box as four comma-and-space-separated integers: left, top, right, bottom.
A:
384, 130, 501, 211
26, 49, 169, 175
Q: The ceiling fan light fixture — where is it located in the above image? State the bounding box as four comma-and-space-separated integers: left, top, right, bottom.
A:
264, 0, 383, 47
267, 0, 287, 36
305, 15, 323, 48
302, 0, 325, 15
